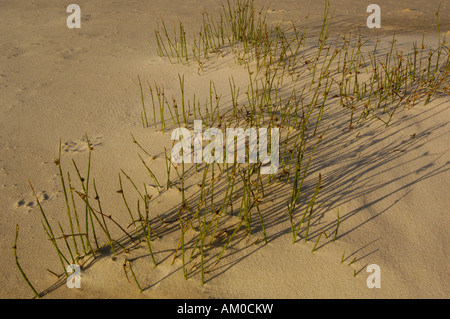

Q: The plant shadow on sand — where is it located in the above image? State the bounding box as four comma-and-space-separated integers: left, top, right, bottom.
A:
32, 88, 449, 297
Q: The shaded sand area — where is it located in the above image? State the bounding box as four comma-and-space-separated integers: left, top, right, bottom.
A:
0, 0, 449, 298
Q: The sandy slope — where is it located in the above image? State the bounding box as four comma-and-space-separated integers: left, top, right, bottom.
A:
0, 0, 449, 298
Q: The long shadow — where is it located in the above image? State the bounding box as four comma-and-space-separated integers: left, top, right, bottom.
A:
37, 13, 449, 296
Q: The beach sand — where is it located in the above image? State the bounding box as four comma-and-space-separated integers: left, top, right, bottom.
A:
0, 0, 449, 298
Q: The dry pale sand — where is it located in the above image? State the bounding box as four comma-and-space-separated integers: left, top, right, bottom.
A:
0, 0, 449, 299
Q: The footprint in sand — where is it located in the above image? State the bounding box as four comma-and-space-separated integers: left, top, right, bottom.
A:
400, 8, 423, 14
62, 135, 103, 154
15, 190, 54, 212
268, 9, 287, 14
56, 47, 83, 60
7, 47, 25, 59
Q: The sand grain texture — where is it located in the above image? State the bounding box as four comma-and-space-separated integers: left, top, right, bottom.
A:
0, 0, 449, 298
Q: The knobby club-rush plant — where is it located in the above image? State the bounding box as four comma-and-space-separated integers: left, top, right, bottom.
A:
14, 0, 449, 294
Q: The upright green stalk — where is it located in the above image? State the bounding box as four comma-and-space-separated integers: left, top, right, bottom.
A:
13, 225, 41, 299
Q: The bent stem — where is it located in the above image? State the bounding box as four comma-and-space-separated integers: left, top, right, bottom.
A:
13, 225, 41, 299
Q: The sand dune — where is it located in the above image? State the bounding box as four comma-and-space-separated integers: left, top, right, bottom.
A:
0, 0, 448, 299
